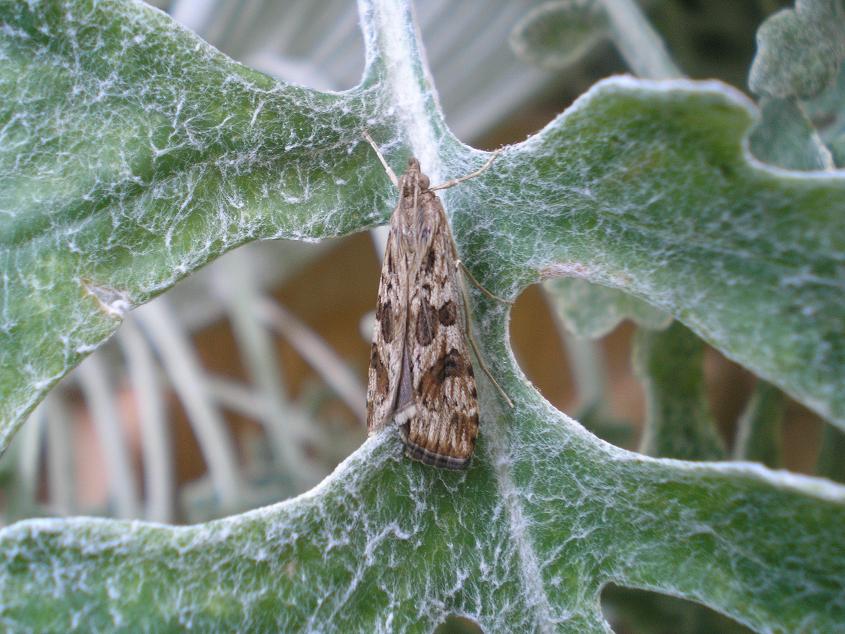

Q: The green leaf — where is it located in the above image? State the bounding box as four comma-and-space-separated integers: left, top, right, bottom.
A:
2, 435, 845, 632
748, 97, 833, 170
545, 276, 671, 339
2, 1, 845, 631
802, 63, 845, 166
633, 322, 726, 461
748, 0, 845, 99
0, 0, 398, 446
509, 0, 609, 71
748, 0, 845, 168
480, 76, 845, 429
817, 422, 845, 483
732, 381, 785, 468
6, 0, 845, 439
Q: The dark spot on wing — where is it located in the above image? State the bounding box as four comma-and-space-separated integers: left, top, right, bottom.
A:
367, 344, 390, 429
424, 247, 436, 273
438, 300, 457, 326
444, 348, 466, 378
378, 300, 394, 343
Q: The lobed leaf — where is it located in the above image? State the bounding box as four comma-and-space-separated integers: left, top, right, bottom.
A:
545, 276, 670, 339
748, 0, 845, 99
447, 76, 845, 428
508, 0, 609, 71
748, 0, 845, 168
1, 428, 844, 632
732, 381, 784, 468
801, 64, 845, 166
633, 322, 726, 461
749, 97, 833, 170
0, 0, 401, 446
1, 0, 845, 632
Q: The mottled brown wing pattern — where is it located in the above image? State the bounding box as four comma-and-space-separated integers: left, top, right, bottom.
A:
366, 203, 407, 434
399, 188, 479, 470
366, 156, 481, 470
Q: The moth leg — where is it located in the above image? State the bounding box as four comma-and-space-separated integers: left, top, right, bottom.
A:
458, 278, 515, 409
430, 150, 500, 191
363, 130, 399, 188
457, 260, 513, 305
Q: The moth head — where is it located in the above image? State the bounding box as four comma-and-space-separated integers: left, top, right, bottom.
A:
402, 157, 430, 193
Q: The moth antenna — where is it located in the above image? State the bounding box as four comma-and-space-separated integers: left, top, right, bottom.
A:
457, 260, 513, 305
363, 131, 399, 188
430, 150, 501, 191
458, 277, 515, 408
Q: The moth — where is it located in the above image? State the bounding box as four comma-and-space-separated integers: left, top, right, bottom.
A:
364, 133, 510, 469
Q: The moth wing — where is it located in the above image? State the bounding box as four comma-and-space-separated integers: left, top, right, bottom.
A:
401, 197, 479, 469
366, 208, 408, 434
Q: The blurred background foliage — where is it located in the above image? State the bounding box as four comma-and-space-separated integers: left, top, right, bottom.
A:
2, 1, 833, 632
